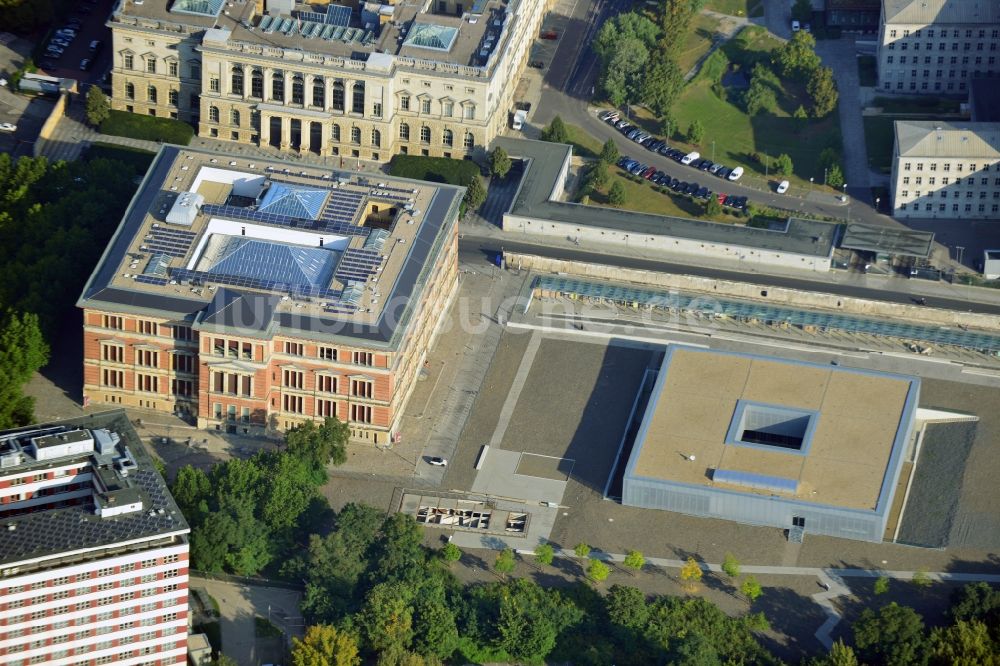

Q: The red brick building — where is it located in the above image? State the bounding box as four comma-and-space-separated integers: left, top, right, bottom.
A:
79, 147, 462, 444
0, 413, 190, 666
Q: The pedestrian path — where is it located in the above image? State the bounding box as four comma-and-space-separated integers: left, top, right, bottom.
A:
817, 36, 871, 198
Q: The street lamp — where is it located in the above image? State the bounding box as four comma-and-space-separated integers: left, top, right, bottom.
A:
875, 197, 880, 212
810, 176, 814, 194
711, 140, 716, 162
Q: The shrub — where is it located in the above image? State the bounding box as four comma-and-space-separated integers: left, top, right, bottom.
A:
99, 110, 194, 144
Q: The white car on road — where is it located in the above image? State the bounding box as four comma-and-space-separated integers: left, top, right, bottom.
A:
776, 179, 790, 194
0, 123, 16, 133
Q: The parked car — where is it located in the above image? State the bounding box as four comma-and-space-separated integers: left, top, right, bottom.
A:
529, 59, 544, 68
791, 20, 800, 32
51, 39, 71, 48
708, 163, 723, 175
0, 123, 16, 132
46, 46, 65, 56
681, 151, 700, 165
717, 193, 728, 204
629, 163, 647, 175
427, 456, 448, 466
728, 166, 744, 181
90, 40, 103, 53
641, 166, 657, 179
79, 58, 92, 71
776, 179, 790, 194
685, 182, 699, 195
696, 187, 710, 199
605, 115, 620, 125
540, 30, 559, 40
699, 160, 714, 171
653, 170, 666, 182
617, 157, 631, 167
657, 144, 672, 156
600, 109, 617, 120
616, 119, 630, 129
717, 166, 732, 179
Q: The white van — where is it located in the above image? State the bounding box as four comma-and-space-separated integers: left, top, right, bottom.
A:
681, 151, 700, 165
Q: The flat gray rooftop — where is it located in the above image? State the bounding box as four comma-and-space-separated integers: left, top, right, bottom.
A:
493, 137, 839, 259
0, 411, 189, 568
840, 223, 934, 258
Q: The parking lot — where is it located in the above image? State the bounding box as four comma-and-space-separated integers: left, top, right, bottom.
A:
34, 0, 113, 84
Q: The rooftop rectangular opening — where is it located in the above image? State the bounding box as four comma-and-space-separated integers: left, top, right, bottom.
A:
726, 401, 817, 454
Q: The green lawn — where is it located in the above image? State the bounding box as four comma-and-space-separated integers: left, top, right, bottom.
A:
858, 55, 878, 87
83, 142, 155, 172
704, 0, 763, 17
677, 14, 722, 73
564, 123, 604, 159
99, 110, 194, 144
670, 26, 842, 190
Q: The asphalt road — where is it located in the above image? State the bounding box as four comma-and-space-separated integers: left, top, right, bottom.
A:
458, 236, 1000, 316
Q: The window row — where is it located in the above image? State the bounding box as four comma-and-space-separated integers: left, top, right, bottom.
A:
886, 40, 997, 52
898, 190, 999, 199
398, 124, 475, 148
888, 28, 999, 39
399, 95, 474, 119
220, 68, 370, 113
885, 55, 996, 66
901, 176, 1000, 186
899, 202, 999, 213
903, 162, 1000, 172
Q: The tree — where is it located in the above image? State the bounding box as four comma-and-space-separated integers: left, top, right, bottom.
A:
0, 310, 49, 428
913, 568, 933, 588
642, 54, 684, 118
853, 602, 928, 666
170, 465, 211, 526
599, 139, 620, 165
722, 553, 740, 579
814, 640, 860, 666
574, 543, 591, 558
441, 542, 461, 563
792, 0, 812, 23
358, 583, 415, 654
410, 594, 459, 660
608, 181, 627, 207
493, 579, 583, 663
494, 548, 516, 577
776, 31, 821, 79
190, 501, 273, 575
366, 514, 427, 589
534, 543, 555, 566
679, 557, 703, 587
774, 153, 794, 176
462, 175, 486, 213
210, 655, 240, 666
489, 147, 511, 179
875, 576, 891, 595
292, 625, 361, 666
705, 197, 723, 217
623, 550, 645, 572
284, 417, 350, 476
588, 559, 610, 583
807, 66, 839, 117
950, 582, 1000, 624
86, 86, 110, 126
605, 585, 649, 633
794, 104, 809, 120
740, 575, 763, 603
540, 115, 569, 144
688, 119, 705, 145
587, 161, 610, 191
928, 619, 998, 666
827, 163, 845, 189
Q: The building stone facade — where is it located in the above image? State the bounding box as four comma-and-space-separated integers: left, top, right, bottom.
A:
876, 0, 1000, 95
890, 120, 1000, 218
108, 0, 546, 160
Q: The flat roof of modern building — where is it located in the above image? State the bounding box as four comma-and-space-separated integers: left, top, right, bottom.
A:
0, 411, 189, 569
840, 222, 934, 258
113, 0, 517, 73
78, 146, 463, 347
493, 137, 839, 259
895, 121, 1000, 159
627, 346, 919, 512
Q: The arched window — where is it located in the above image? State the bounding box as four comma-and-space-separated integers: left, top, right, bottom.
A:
125, 82, 135, 100
399, 123, 409, 141
352, 82, 365, 114
209, 106, 220, 123
147, 86, 157, 103
420, 126, 430, 144
371, 129, 381, 147
312, 77, 325, 108
292, 74, 304, 105
250, 68, 263, 98
442, 129, 453, 147
271, 71, 284, 102
332, 124, 341, 142
351, 126, 361, 144
231, 66, 244, 96
332, 81, 345, 111
463, 131, 474, 149
231, 109, 240, 126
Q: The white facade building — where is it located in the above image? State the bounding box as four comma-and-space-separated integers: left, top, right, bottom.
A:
0, 414, 190, 666
890, 120, 1000, 219
876, 0, 1000, 95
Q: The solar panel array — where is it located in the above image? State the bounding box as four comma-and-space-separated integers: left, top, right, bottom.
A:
319, 187, 366, 228
258, 13, 373, 44
135, 275, 169, 287
334, 248, 383, 284
142, 226, 196, 258
326, 4, 353, 27
200, 203, 366, 237
713, 469, 799, 494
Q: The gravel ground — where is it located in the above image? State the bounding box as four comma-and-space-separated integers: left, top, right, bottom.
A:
897, 422, 976, 548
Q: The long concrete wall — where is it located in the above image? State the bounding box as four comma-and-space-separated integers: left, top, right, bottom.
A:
34, 92, 68, 157
503, 214, 833, 272
506, 252, 1000, 331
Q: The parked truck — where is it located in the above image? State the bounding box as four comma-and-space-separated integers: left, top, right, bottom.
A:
511, 109, 528, 130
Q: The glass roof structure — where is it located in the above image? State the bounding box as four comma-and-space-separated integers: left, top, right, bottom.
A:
258, 183, 329, 221
203, 237, 338, 290
533, 275, 1000, 353
170, 0, 225, 17
404, 23, 459, 51
712, 469, 799, 494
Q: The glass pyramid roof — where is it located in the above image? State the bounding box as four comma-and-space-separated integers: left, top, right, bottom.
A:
404, 23, 459, 51
204, 237, 338, 290
258, 183, 329, 220
170, 0, 226, 17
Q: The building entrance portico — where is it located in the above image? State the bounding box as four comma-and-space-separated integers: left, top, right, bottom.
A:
258, 104, 337, 156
